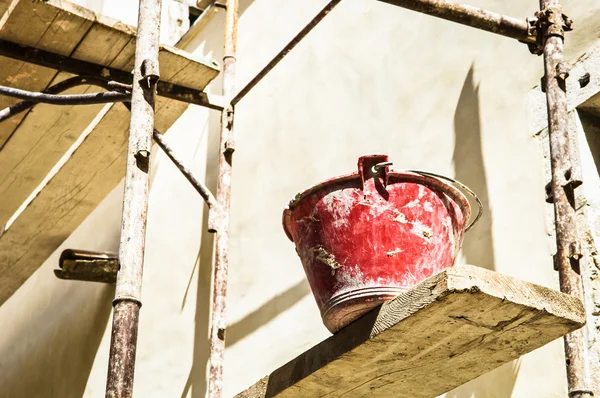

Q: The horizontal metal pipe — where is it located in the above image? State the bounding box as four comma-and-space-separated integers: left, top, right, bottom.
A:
0, 76, 130, 123
377, 0, 535, 43
0, 40, 224, 111
0, 84, 129, 105
152, 129, 219, 232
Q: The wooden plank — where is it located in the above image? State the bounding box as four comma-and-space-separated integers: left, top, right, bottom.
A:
0, 97, 188, 305
163, 45, 221, 88
0, 6, 134, 228
0, 0, 219, 304
236, 265, 585, 398
0, 1, 9, 19
0, 0, 219, 228
0, 0, 96, 147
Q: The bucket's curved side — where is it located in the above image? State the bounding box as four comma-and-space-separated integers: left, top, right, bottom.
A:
282, 168, 472, 333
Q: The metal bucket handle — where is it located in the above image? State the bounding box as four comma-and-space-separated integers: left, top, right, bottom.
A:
402, 169, 483, 232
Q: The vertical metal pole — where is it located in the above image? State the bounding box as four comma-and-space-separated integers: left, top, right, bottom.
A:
208, 0, 238, 396
540, 1, 593, 397
105, 0, 162, 396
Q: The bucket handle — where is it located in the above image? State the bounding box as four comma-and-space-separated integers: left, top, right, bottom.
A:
403, 169, 483, 232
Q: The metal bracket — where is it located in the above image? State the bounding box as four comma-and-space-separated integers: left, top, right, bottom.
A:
54, 249, 119, 283
521, 5, 573, 55
141, 58, 160, 88
223, 105, 235, 153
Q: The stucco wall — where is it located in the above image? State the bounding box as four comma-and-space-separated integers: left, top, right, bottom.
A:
1, 0, 600, 397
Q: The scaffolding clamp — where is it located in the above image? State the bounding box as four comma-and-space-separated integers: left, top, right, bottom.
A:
141, 58, 160, 88
523, 5, 573, 55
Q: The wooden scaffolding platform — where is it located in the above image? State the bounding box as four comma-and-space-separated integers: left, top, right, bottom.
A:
0, 0, 219, 305
236, 265, 585, 398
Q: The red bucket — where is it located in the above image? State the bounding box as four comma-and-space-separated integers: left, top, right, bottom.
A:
282, 154, 478, 333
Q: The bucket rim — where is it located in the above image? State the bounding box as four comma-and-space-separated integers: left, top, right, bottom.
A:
282, 170, 472, 242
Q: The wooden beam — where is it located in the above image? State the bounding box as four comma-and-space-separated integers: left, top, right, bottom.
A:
0, 0, 95, 147
0, 97, 187, 305
0, 0, 219, 304
236, 265, 585, 398
0, 0, 219, 229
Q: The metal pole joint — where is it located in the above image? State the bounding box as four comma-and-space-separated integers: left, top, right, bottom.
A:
525, 5, 573, 55
223, 104, 235, 153
141, 58, 161, 88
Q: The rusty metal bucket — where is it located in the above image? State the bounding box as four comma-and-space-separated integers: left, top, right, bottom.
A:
282, 154, 481, 333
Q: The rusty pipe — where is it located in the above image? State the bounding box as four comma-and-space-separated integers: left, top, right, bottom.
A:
105, 0, 162, 395
377, 0, 535, 43
152, 129, 219, 232
0, 40, 223, 111
0, 76, 131, 123
0, 84, 130, 105
539, 0, 593, 397
208, 0, 238, 396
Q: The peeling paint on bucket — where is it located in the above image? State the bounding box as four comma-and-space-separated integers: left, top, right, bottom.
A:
282, 154, 472, 333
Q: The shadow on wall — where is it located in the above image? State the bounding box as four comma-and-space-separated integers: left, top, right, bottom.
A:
179, 112, 311, 397
452, 65, 496, 272
445, 66, 519, 398
0, 283, 114, 398
178, 0, 312, 396
226, 279, 311, 347
444, 360, 521, 398
179, 101, 220, 398
574, 109, 600, 393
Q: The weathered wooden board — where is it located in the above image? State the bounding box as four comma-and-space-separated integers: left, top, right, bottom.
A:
0, 0, 219, 229
0, 98, 188, 305
0, 0, 95, 147
236, 265, 585, 398
0, 0, 219, 304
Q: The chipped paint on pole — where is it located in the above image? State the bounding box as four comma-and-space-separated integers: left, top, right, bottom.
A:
105, 0, 162, 396
538, 0, 593, 396
208, 0, 239, 396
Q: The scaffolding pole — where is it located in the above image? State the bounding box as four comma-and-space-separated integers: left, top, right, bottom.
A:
105, 0, 162, 396
538, 0, 593, 396
208, 0, 239, 396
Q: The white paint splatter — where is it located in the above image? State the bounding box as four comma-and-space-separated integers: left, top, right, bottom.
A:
403, 199, 420, 208
394, 212, 408, 223
411, 220, 433, 241
323, 190, 354, 228
386, 248, 403, 257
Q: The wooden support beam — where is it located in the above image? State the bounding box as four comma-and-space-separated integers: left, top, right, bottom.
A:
0, 0, 219, 230
0, 0, 220, 305
236, 265, 585, 398
0, 98, 187, 305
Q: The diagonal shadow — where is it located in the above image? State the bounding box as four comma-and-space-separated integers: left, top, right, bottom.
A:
179, 0, 254, 396
0, 284, 114, 398
179, 109, 219, 398
225, 279, 311, 347
452, 65, 496, 272
446, 65, 519, 398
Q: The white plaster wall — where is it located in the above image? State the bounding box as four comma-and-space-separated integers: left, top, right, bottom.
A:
1, 0, 600, 397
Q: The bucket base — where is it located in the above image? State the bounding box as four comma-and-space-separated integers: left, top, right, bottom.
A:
321, 286, 406, 333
